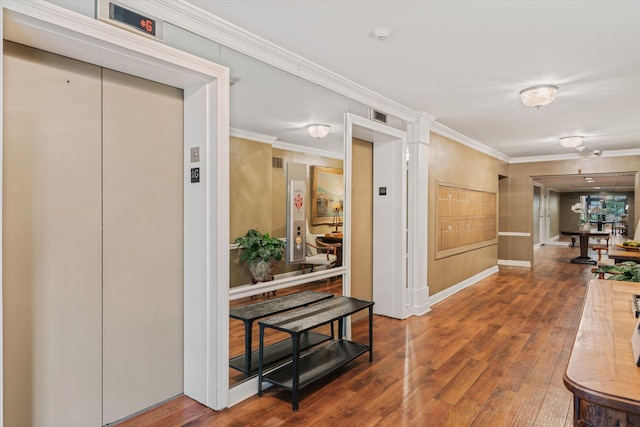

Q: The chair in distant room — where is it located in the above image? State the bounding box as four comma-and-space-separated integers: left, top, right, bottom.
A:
301, 223, 339, 274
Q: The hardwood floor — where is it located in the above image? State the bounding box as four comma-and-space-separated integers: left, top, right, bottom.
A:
117, 242, 604, 426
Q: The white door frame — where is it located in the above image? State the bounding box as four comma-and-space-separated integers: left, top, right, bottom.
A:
344, 113, 407, 320
0, 1, 230, 419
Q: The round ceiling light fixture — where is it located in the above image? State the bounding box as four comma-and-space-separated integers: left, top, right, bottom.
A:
519, 85, 558, 108
559, 136, 583, 148
372, 26, 393, 41
307, 124, 331, 139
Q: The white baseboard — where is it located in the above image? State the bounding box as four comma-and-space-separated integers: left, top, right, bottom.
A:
497, 259, 532, 267
544, 240, 570, 246
429, 266, 499, 306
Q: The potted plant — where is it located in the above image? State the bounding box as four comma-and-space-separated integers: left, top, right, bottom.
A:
594, 261, 640, 282
234, 229, 286, 283
571, 202, 590, 231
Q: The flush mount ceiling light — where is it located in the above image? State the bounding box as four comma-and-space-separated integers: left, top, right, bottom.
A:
559, 136, 583, 148
371, 26, 393, 41
307, 124, 330, 139
519, 85, 558, 108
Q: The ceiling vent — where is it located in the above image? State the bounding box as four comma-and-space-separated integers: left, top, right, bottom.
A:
370, 109, 387, 124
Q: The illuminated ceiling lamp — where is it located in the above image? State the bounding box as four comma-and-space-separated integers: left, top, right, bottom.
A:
307, 124, 330, 139
519, 85, 558, 109
559, 136, 583, 148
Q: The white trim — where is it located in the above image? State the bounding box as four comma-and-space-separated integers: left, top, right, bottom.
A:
230, 128, 277, 144
273, 140, 344, 160
509, 148, 640, 164
0, 0, 230, 419
497, 259, 532, 267
407, 114, 433, 315
429, 266, 499, 306
498, 231, 531, 237
431, 121, 510, 162
545, 241, 570, 247
345, 113, 409, 320
229, 128, 343, 159
229, 268, 346, 301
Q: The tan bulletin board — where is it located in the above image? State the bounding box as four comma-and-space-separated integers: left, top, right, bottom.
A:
436, 182, 497, 259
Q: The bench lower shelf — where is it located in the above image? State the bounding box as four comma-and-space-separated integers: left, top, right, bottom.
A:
262, 340, 369, 391
229, 331, 331, 375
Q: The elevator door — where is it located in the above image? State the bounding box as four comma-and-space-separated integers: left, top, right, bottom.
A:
3, 41, 184, 427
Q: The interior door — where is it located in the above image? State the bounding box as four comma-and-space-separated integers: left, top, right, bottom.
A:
3, 42, 184, 426
533, 186, 541, 245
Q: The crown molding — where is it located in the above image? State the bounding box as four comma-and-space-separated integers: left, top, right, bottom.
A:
509, 148, 640, 164
273, 140, 343, 160
124, 0, 417, 123
229, 128, 277, 144
509, 153, 584, 164
229, 128, 342, 159
431, 121, 511, 163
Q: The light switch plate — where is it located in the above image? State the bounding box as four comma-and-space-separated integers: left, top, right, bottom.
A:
190, 146, 200, 163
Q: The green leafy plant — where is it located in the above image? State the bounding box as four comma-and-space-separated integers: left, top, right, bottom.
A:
234, 229, 286, 263
594, 261, 640, 282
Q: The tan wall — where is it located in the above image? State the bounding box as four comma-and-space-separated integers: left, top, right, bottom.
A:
428, 133, 508, 296
229, 137, 343, 287
351, 138, 373, 302
504, 156, 640, 262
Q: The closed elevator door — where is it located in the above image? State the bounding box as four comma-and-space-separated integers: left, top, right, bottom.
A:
3, 42, 184, 426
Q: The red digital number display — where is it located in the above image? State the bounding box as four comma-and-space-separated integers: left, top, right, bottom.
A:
110, 3, 156, 36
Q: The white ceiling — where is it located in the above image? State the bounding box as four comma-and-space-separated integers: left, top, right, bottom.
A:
186, 0, 640, 160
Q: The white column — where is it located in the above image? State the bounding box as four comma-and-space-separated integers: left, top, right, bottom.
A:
406, 112, 434, 316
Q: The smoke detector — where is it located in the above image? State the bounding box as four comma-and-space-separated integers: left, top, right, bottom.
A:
372, 27, 393, 41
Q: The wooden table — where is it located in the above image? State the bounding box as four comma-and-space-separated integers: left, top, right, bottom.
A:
560, 230, 611, 265
564, 279, 640, 426
609, 245, 640, 264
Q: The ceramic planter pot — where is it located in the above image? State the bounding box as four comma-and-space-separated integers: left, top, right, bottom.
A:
249, 257, 278, 283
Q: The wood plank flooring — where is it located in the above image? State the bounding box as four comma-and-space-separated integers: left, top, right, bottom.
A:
117, 242, 606, 426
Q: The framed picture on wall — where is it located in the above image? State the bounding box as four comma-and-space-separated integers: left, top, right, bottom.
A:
311, 166, 344, 225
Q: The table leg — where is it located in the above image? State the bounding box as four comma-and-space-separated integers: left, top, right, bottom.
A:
570, 233, 597, 265
244, 320, 253, 377
258, 325, 265, 396
368, 305, 373, 362
292, 334, 300, 411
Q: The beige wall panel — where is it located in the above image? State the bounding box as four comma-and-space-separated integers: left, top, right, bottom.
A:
351, 138, 373, 301
229, 137, 273, 242
429, 246, 498, 295
102, 69, 184, 423
428, 133, 506, 295
3, 42, 103, 426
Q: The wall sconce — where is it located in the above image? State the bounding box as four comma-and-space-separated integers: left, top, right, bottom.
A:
307, 124, 330, 139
